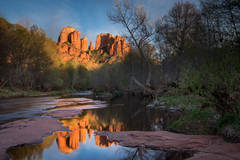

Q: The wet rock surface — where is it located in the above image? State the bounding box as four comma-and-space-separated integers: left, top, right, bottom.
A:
0, 95, 239, 160
96, 131, 240, 160
0, 97, 107, 160
0, 118, 67, 160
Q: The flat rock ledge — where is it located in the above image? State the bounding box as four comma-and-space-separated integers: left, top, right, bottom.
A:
0, 109, 83, 160
96, 131, 240, 160
0, 98, 107, 160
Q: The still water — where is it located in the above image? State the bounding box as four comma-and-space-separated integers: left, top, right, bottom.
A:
4, 96, 186, 160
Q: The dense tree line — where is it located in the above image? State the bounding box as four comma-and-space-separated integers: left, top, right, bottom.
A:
157, 0, 240, 115
108, 0, 240, 126
0, 17, 90, 91
0, 18, 53, 89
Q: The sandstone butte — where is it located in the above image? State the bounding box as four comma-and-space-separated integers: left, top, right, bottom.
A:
57, 27, 131, 69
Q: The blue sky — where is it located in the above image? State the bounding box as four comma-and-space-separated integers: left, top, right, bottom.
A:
0, 0, 199, 45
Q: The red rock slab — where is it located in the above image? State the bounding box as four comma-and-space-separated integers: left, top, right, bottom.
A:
52, 103, 107, 110
46, 109, 83, 119
0, 99, 108, 160
0, 118, 68, 160
96, 131, 240, 160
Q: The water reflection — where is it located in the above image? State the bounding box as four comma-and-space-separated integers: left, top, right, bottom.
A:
55, 111, 123, 154
7, 130, 175, 160
7, 96, 184, 160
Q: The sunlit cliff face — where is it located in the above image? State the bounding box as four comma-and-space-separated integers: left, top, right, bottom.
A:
56, 111, 122, 154
57, 27, 131, 69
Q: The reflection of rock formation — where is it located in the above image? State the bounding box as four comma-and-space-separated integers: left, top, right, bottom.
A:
95, 135, 118, 148
88, 129, 93, 140
57, 132, 74, 154
56, 111, 123, 154
56, 128, 87, 154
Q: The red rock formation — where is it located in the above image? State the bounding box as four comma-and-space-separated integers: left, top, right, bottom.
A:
70, 31, 81, 50
58, 27, 76, 44
95, 33, 114, 51
89, 40, 94, 51
95, 33, 130, 58
57, 27, 131, 69
58, 27, 81, 55
81, 37, 88, 51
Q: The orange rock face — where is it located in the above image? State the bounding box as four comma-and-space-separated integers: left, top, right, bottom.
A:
81, 37, 88, 51
89, 40, 94, 51
95, 33, 114, 50
95, 33, 130, 58
58, 27, 76, 44
58, 27, 81, 55
57, 27, 131, 69
70, 31, 81, 50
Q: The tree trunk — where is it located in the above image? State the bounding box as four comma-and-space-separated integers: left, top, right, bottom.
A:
131, 76, 154, 94
138, 48, 152, 87
145, 60, 152, 87
0, 80, 8, 89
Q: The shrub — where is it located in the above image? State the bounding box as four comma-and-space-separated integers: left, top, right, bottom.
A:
178, 47, 240, 116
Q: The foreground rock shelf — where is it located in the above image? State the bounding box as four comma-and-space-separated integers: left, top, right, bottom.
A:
0, 118, 68, 160
96, 131, 240, 160
0, 97, 107, 160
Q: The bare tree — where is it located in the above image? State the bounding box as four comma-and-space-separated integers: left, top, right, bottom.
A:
201, 0, 240, 46
108, 0, 154, 89
155, 1, 202, 55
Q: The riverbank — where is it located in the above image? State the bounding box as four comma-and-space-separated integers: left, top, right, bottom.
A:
147, 93, 240, 143
96, 131, 240, 160
0, 88, 77, 99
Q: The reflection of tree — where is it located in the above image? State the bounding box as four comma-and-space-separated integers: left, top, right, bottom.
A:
7, 134, 57, 160
117, 146, 167, 160
118, 146, 193, 160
